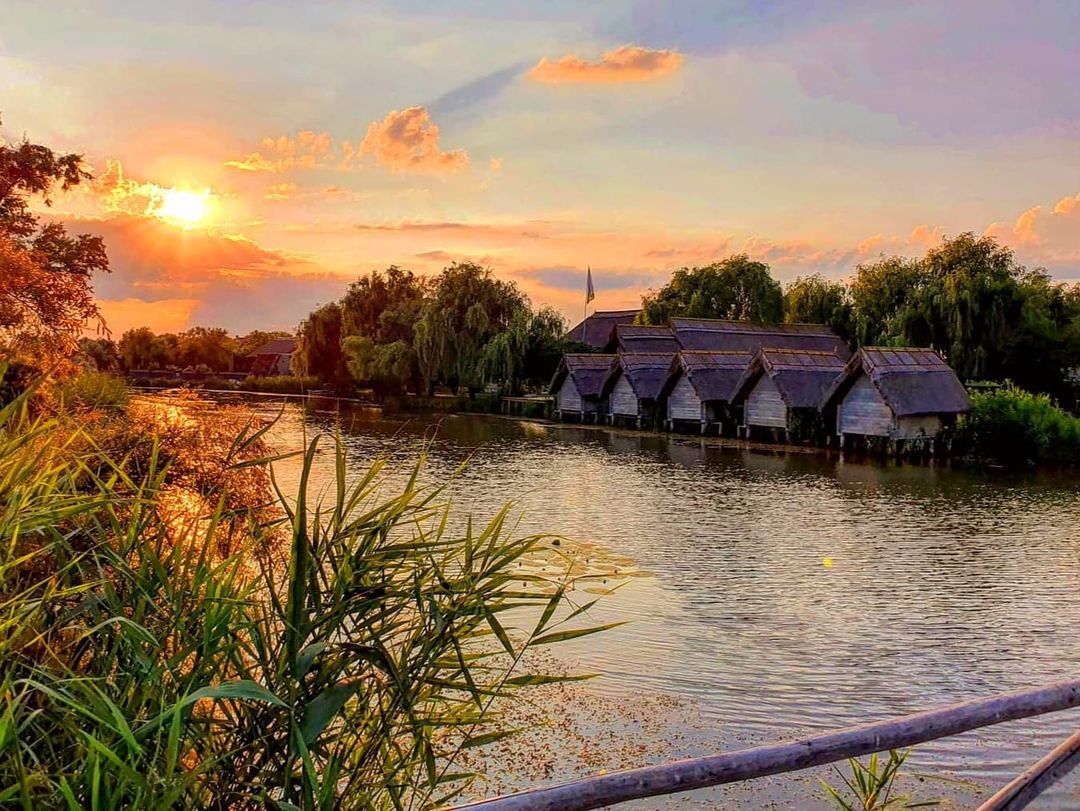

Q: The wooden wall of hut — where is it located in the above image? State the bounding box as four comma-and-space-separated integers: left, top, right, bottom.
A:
745, 375, 787, 429
610, 375, 638, 418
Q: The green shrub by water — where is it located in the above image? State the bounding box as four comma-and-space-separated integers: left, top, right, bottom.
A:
0, 386, 606, 809
54, 369, 130, 411
956, 385, 1080, 467
240, 375, 321, 395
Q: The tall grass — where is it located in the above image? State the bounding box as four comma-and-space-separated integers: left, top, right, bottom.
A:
955, 384, 1080, 467
822, 750, 938, 810
0, 387, 607, 809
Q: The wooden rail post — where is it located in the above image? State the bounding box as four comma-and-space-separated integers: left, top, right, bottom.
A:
976, 728, 1080, 811
450, 680, 1080, 811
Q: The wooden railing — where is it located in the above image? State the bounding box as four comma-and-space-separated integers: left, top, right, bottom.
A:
451, 679, 1080, 811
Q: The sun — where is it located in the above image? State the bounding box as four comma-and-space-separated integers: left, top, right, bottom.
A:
157, 188, 210, 226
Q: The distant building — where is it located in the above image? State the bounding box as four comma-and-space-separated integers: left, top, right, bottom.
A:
733, 349, 847, 441
247, 338, 297, 377
565, 310, 639, 350
612, 323, 681, 353
602, 352, 677, 428
821, 348, 970, 446
549, 354, 616, 421
659, 350, 754, 435
669, 318, 851, 357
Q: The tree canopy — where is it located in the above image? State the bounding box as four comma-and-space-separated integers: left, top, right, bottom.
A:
0, 120, 109, 361
783, 274, 854, 345
640, 255, 784, 325
849, 233, 1080, 390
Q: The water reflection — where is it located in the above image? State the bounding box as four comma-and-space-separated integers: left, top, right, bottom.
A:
189, 394, 1080, 806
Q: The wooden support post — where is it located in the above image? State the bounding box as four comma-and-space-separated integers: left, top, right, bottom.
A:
451, 679, 1080, 811
976, 728, 1080, 811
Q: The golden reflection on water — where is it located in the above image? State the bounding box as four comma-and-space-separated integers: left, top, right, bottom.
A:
143, 392, 1080, 809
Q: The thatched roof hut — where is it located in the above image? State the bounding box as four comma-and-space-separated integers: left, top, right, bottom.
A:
549, 353, 615, 415
733, 349, 847, 434
662, 350, 754, 402
660, 350, 755, 432
670, 318, 850, 357
821, 348, 970, 440
602, 352, 677, 422
565, 310, 639, 350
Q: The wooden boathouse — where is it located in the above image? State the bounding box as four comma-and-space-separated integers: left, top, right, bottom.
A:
602, 352, 676, 428
733, 349, 847, 442
821, 347, 971, 451
549, 354, 616, 422
659, 350, 754, 435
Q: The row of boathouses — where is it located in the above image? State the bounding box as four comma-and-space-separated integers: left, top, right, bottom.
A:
550, 314, 971, 451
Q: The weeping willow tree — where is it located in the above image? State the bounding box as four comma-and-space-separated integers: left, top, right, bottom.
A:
849, 233, 1080, 390
413, 263, 529, 395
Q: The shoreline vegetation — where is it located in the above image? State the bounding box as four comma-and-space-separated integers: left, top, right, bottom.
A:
0, 373, 612, 809
129, 376, 1080, 471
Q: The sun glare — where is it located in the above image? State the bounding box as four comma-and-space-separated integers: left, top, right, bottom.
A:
157, 188, 210, 226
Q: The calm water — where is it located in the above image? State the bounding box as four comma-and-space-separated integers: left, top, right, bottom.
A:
194, 393, 1080, 807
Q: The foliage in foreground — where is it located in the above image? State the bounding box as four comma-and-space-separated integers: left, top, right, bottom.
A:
955, 384, 1080, 467
822, 750, 938, 811
0, 391, 606, 809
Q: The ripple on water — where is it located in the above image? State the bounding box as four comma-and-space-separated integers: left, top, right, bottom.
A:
193, 394, 1080, 808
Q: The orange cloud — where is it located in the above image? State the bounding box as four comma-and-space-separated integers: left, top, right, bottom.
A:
265, 182, 297, 200
1053, 194, 1080, 215
351, 106, 469, 174
528, 45, 683, 84
984, 191, 1080, 265
225, 130, 333, 173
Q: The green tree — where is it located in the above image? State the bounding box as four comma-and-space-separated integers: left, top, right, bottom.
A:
849, 255, 929, 347
0, 118, 109, 360
340, 266, 427, 344
640, 255, 783, 325
294, 302, 350, 389
784, 274, 855, 344
118, 327, 158, 370
343, 336, 417, 398
414, 263, 529, 394
174, 326, 236, 371
77, 337, 120, 372
480, 306, 570, 393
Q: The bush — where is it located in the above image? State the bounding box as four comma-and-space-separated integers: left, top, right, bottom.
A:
0, 391, 604, 808
955, 384, 1080, 466
240, 374, 321, 394
53, 370, 129, 412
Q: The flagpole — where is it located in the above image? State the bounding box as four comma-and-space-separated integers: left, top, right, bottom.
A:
582, 266, 590, 343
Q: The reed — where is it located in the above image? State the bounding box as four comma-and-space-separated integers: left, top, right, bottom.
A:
0, 385, 606, 810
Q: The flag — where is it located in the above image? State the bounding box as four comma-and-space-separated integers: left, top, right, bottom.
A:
586, 266, 595, 304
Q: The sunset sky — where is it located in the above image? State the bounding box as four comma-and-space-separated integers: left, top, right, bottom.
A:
3, 1, 1079, 336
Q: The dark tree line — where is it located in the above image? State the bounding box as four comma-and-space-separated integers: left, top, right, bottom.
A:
294, 262, 574, 397
640, 235, 1080, 395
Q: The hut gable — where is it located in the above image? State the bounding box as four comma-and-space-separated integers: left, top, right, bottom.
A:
667, 374, 703, 422
669, 318, 850, 357
548, 353, 615, 398
822, 348, 971, 417
565, 310, 639, 350
602, 352, 677, 402
613, 323, 680, 353
662, 350, 755, 403
734, 349, 847, 410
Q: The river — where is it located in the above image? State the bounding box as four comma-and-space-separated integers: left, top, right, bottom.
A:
177, 392, 1080, 808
